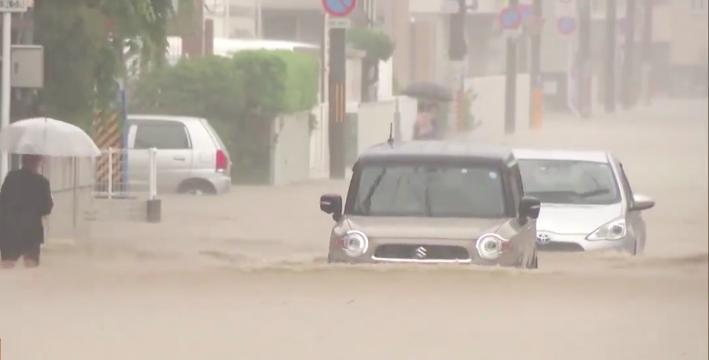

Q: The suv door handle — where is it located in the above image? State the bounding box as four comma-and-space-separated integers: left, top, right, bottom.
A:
173, 156, 186, 161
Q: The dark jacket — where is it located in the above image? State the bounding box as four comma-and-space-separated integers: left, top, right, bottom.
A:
0, 169, 53, 247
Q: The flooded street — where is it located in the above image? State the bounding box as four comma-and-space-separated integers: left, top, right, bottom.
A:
1, 99, 707, 360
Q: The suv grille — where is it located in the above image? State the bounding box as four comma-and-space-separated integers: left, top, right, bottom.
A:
374, 244, 470, 261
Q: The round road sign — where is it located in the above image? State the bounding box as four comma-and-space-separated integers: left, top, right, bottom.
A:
518, 4, 534, 21
558, 16, 577, 35
499, 6, 523, 30
322, 0, 357, 17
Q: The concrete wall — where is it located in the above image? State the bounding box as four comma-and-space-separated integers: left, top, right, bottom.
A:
272, 112, 311, 185
346, 54, 364, 104
466, 74, 531, 135
41, 158, 94, 244
309, 103, 330, 179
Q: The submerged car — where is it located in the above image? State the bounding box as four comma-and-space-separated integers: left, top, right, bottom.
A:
126, 115, 232, 195
320, 142, 541, 268
515, 149, 655, 255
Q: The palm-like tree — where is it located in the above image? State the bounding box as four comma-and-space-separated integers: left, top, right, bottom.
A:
34, 0, 192, 120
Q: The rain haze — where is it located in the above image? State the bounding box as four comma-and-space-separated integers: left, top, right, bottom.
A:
0, 1, 707, 359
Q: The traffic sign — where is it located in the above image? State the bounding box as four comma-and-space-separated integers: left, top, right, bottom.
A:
499, 6, 523, 30
558, 16, 577, 35
518, 4, 534, 21
328, 17, 351, 29
322, 0, 357, 18
0, 0, 28, 12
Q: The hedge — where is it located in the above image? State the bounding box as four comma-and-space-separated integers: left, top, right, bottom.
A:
131, 50, 319, 183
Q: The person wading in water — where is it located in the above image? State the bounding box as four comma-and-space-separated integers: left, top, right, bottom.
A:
0, 154, 53, 268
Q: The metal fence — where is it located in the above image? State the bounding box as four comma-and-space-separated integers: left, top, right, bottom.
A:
94, 148, 158, 200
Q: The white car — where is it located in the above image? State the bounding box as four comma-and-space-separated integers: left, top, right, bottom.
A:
515, 150, 655, 255
126, 115, 232, 195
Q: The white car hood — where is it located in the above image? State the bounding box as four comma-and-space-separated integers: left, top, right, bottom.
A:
536, 203, 623, 235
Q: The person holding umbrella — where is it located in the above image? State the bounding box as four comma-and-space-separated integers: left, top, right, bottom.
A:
0, 154, 53, 268
0, 116, 100, 268
403, 82, 453, 141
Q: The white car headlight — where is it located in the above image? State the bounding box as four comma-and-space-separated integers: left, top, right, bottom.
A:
476, 234, 510, 261
586, 218, 627, 241
341, 231, 369, 258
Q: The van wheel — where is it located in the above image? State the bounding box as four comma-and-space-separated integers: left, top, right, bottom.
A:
178, 180, 216, 196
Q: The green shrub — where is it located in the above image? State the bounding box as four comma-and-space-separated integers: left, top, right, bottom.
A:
347, 28, 395, 61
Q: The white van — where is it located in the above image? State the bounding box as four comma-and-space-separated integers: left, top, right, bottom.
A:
126, 115, 232, 195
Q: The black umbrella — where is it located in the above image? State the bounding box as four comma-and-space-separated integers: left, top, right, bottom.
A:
402, 82, 453, 102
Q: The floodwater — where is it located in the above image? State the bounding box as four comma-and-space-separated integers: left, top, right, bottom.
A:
1, 99, 707, 360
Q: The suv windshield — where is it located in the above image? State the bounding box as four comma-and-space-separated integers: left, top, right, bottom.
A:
350, 164, 507, 218
518, 159, 621, 205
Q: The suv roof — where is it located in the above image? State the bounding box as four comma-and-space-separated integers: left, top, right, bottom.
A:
358, 141, 515, 165
128, 114, 206, 124
514, 149, 610, 163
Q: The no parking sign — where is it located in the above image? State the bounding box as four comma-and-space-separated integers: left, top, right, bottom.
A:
322, 0, 357, 17
556, 0, 577, 35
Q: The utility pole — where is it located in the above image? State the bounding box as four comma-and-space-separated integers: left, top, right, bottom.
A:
328, 24, 346, 178
577, 0, 592, 118
621, 0, 636, 108
449, 0, 467, 133
322, 0, 354, 179
529, 0, 543, 129
605, 0, 617, 113
641, 0, 654, 105
182, 0, 205, 57
0, 2, 28, 183
1, 11, 11, 181
504, 0, 519, 135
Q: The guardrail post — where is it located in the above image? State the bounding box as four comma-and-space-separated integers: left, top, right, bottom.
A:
147, 147, 161, 223
148, 147, 157, 200
107, 147, 113, 199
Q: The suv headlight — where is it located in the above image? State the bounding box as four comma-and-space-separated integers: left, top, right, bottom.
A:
586, 218, 627, 241
476, 234, 510, 261
339, 231, 369, 258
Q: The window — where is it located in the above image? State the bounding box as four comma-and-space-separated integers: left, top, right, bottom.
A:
518, 159, 622, 205
134, 122, 190, 150
350, 163, 507, 218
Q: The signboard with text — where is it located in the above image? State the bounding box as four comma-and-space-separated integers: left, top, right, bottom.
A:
0, 0, 28, 12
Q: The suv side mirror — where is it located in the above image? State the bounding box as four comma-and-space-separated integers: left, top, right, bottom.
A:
519, 196, 541, 224
320, 194, 343, 222
631, 194, 655, 211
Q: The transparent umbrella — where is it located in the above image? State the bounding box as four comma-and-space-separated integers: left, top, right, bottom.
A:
0, 117, 100, 157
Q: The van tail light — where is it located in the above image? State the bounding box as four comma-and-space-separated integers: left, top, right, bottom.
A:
216, 149, 228, 172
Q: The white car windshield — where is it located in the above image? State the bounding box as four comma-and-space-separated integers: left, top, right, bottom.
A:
350, 164, 507, 218
518, 159, 621, 205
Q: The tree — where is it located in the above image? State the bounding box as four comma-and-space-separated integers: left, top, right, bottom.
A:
33, 0, 186, 127
347, 28, 395, 102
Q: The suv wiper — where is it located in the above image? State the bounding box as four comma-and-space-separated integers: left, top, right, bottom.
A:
579, 188, 610, 198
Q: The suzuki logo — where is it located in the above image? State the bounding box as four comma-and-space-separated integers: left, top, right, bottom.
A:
414, 246, 428, 259
536, 232, 552, 245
